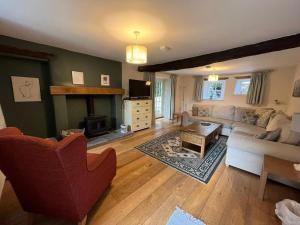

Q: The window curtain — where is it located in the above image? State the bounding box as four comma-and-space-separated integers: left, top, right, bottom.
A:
194, 76, 203, 101
246, 71, 267, 105
169, 74, 177, 120
144, 72, 156, 124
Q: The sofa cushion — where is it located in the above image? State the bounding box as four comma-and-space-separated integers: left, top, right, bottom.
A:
241, 111, 258, 125
255, 108, 275, 128
192, 104, 213, 116
234, 107, 255, 122
192, 106, 198, 116
232, 122, 266, 136
212, 105, 235, 121
227, 130, 300, 162
266, 112, 290, 131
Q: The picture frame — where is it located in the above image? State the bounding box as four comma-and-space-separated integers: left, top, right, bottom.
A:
101, 74, 110, 86
11, 76, 42, 102
293, 79, 300, 97
72, 71, 84, 85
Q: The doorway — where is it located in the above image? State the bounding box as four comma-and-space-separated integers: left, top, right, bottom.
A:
155, 79, 164, 118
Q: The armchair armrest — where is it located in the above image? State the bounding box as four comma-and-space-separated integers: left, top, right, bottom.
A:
0, 127, 22, 136
87, 148, 116, 171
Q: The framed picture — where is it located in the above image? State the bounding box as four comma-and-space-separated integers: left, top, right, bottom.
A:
101, 74, 110, 86
293, 79, 300, 97
72, 71, 84, 85
11, 76, 41, 102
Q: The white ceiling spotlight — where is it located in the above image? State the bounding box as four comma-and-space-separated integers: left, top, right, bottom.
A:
160, 45, 171, 51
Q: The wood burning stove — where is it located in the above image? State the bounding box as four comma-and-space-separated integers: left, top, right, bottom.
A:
84, 96, 110, 137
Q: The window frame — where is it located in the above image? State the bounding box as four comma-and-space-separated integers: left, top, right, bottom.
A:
202, 80, 226, 101
234, 78, 251, 96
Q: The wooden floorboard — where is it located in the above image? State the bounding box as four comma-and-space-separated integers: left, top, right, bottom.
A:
0, 119, 299, 225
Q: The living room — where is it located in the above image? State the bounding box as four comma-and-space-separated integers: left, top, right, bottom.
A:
0, 1, 300, 225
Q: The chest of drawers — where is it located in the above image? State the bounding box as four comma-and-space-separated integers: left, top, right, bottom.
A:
124, 99, 152, 132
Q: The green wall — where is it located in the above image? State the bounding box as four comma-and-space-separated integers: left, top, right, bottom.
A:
0, 35, 122, 137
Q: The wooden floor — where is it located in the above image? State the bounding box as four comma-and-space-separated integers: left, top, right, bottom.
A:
0, 119, 299, 225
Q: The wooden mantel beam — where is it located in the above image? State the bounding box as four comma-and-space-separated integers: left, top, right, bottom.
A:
138, 33, 300, 72
50, 86, 125, 95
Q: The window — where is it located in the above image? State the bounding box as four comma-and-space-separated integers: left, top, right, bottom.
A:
202, 80, 226, 100
234, 78, 250, 95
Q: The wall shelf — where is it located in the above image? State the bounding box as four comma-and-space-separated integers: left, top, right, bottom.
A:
50, 86, 125, 95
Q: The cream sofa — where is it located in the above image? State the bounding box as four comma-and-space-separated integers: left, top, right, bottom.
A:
182, 104, 300, 187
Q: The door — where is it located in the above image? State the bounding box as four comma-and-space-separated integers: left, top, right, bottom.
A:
155, 79, 164, 118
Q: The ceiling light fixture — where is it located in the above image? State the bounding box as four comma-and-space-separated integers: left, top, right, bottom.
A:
126, 31, 147, 64
206, 66, 219, 82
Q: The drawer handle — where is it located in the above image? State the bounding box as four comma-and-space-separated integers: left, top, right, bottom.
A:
137, 103, 140, 105
145, 123, 148, 125
146, 102, 148, 104
137, 125, 139, 127
145, 116, 148, 118
137, 117, 140, 120
137, 110, 140, 112
145, 109, 148, 111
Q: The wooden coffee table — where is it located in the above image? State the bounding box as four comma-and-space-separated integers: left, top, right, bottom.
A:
258, 155, 300, 200
180, 122, 222, 158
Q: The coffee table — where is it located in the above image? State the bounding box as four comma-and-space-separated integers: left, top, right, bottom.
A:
180, 122, 222, 158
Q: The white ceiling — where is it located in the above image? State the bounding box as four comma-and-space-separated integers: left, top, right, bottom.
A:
1, 0, 300, 64
168, 47, 300, 75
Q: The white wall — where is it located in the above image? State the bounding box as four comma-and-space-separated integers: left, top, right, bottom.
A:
122, 63, 144, 96
175, 66, 296, 113
287, 63, 300, 115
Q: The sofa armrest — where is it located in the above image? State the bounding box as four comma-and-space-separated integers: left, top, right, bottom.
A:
0, 127, 23, 136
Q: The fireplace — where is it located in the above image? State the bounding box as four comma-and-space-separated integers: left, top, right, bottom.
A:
84, 96, 110, 137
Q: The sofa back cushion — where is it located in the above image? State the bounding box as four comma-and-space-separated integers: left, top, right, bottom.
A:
234, 107, 255, 122
212, 105, 235, 120
192, 104, 212, 117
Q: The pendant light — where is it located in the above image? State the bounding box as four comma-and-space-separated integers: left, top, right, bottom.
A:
126, 31, 147, 64
207, 66, 219, 82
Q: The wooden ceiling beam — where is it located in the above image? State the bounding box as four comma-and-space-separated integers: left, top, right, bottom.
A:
138, 33, 300, 72
0, 44, 54, 60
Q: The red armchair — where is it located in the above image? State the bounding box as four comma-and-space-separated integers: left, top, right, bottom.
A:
0, 127, 116, 225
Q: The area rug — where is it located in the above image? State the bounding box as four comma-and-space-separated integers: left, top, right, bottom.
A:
166, 207, 205, 225
135, 131, 227, 183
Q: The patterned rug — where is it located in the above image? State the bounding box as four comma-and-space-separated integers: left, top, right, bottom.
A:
135, 131, 227, 183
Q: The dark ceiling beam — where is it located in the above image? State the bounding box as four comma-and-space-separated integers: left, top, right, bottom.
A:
138, 33, 300, 72
0, 44, 54, 61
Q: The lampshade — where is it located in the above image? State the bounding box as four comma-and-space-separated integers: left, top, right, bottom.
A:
291, 113, 300, 133
208, 74, 219, 82
126, 45, 147, 64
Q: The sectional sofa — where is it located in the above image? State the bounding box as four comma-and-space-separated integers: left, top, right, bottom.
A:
182, 104, 300, 187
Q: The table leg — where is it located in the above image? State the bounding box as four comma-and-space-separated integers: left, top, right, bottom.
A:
258, 170, 268, 200
200, 138, 205, 159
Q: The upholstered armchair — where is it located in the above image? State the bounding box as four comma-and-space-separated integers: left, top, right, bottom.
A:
0, 127, 116, 225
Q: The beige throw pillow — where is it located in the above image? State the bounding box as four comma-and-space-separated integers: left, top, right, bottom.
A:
279, 122, 300, 146
266, 113, 291, 132
255, 108, 275, 128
